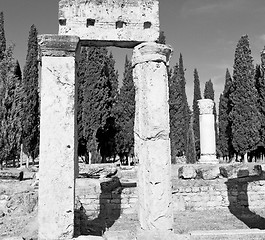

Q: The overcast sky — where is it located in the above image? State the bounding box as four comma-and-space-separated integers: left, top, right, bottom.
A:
2, 0, 265, 108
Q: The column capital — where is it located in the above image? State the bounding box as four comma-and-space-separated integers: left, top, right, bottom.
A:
132, 42, 173, 67
198, 99, 214, 115
38, 34, 80, 57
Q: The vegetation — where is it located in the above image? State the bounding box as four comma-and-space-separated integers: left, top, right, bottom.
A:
169, 54, 190, 162
114, 56, 135, 163
192, 68, 202, 160
218, 69, 233, 160
2, 10, 265, 166
21, 25, 40, 163
78, 47, 118, 163
229, 35, 260, 161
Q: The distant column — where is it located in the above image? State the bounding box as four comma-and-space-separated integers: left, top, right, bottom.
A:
38, 34, 79, 240
132, 42, 173, 232
198, 99, 218, 164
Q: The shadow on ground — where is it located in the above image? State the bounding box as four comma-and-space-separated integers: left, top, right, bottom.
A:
226, 170, 265, 229
74, 177, 136, 237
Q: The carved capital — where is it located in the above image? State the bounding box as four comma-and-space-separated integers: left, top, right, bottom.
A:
132, 42, 173, 67
198, 99, 214, 115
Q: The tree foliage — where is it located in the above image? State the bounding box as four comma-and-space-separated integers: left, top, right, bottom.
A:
229, 35, 260, 156
21, 25, 40, 160
192, 68, 202, 158
186, 117, 196, 164
169, 54, 190, 161
218, 69, 233, 159
114, 56, 135, 162
0, 12, 6, 61
255, 62, 265, 148
80, 47, 118, 163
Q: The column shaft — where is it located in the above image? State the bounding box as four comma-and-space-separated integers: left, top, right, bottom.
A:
38, 35, 79, 240
132, 42, 173, 231
198, 99, 218, 164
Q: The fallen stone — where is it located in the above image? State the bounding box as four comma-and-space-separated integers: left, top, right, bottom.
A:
79, 164, 118, 179
220, 164, 262, 179
196, 165, 220, 180
0, 170, 23, 180
178, 166, 196, 179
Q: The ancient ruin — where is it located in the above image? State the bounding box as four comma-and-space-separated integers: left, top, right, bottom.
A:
198, 99, 218, 164
38, 0, 173, 239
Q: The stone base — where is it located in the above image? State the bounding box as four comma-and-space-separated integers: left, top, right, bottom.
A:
199, 155, 218, 164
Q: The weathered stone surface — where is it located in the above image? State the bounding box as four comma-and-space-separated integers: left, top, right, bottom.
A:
58, 0, 159, 47
178, 166, 197, 179
220, 164, 262, 179
198, 99, 218, 164
38, 34, 80, 57
38, 39, 79, 240
0, 170, 23, 180
133, 42, 173, 231
79, 164, 118, 179
197, 165, 220, 180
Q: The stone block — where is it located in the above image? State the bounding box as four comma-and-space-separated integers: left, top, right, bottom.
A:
220, 164, 262, 179
178, 166, 196, 179
196, 165, 220, 180
58, 0, 160, 48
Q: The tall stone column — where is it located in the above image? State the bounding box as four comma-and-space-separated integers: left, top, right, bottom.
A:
38, 34, 79, 240
198, 99, 218, 164
132, 42, 173, 232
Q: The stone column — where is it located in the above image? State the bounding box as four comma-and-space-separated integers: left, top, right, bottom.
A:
198, 99, 218, 164
38, 34, 79, 240
132, 42, 173, 232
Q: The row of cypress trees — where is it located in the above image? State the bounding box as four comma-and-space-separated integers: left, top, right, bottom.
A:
218, 35, 264, 162
0, 12, 39, 168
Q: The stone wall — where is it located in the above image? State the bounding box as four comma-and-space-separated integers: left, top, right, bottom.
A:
76, 164, 265, 217
58, 0, 159, 47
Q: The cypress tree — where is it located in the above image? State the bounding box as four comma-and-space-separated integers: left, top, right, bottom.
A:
157, 31, 166, 45
0, 46, 21, 167
0, 12, 6, 61
256, 54, 265, 152
179, 54, 190, 147
82, 47, 118, 163
115, 55, 135, 162
218, 69, 233, 160
229, 35, 260, 161
186, 117, 196, 164
169, 54, 190, 161
192, 68, 202, 159
21, 25, 40, 162
77, 47, 89, 163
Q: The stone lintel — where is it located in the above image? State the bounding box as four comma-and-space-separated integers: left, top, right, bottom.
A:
198, 99, 214, 115
38, 34, 80, 57
132, 42, 173, 67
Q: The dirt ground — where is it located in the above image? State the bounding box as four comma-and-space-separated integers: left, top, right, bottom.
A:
1, 167, 265, 239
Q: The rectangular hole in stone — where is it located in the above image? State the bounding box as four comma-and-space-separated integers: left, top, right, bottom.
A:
59, 18, 67, 26
87, 18, 95, 27
144, 21, 152, 29
116, 20, 126, 29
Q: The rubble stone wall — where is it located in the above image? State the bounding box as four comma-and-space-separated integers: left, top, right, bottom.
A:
75, 169, 265, 216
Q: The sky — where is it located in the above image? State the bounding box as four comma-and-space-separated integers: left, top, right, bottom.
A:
1, 0, 265, 108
